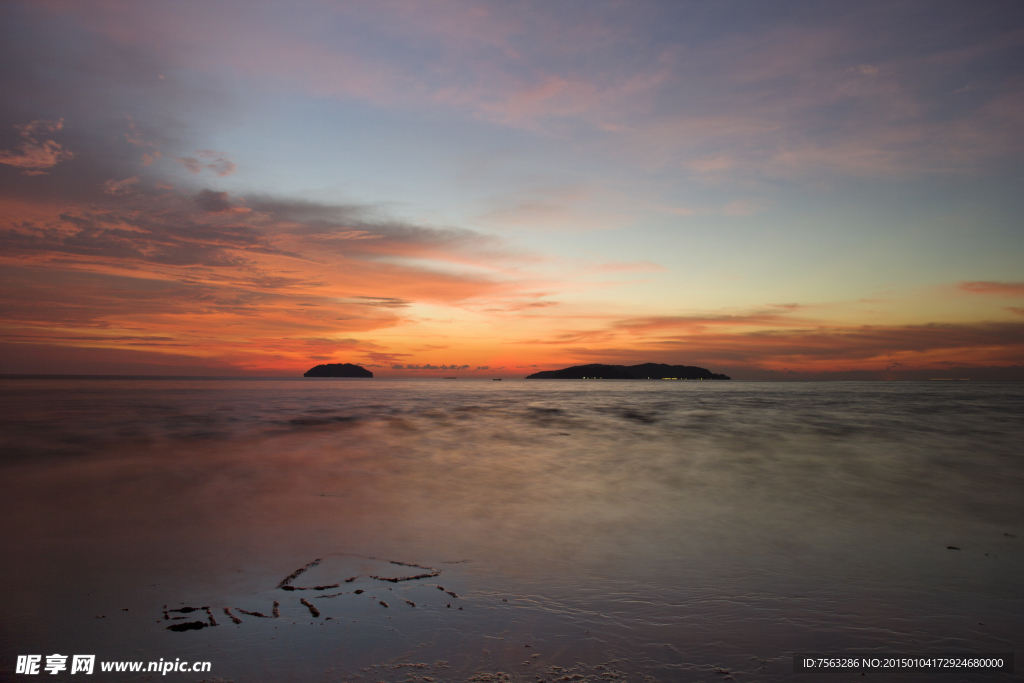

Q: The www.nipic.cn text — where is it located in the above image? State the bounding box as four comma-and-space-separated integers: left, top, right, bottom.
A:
15, 655, 212, 675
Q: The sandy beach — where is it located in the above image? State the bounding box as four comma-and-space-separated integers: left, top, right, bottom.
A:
1, 378, 1021, 681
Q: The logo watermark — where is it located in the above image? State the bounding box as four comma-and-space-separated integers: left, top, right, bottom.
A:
16, 655, 211, 675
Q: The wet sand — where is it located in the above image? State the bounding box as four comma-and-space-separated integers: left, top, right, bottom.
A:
1, 379, 1022, 681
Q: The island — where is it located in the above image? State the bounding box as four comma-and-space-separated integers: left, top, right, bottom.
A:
525, 363, 730, 380
303, 363, 373, 378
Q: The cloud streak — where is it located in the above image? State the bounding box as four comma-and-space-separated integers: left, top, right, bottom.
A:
959, 281, 1024, 296
518, 310, 1024, 375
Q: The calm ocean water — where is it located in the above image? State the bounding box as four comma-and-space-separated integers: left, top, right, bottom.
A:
1, 379, 1021, 682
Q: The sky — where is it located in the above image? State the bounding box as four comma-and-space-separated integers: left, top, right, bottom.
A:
1, 0, 1023, 379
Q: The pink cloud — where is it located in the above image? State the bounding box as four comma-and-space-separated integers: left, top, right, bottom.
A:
124, 115, 163, 165
102, 176, 140, 195
30, 0, 1024, 185
0, 119, 74, 175
175, 151, 237, 177
38, 1, 665, 131
174, 156, 203, 174
454, 68, 667, 130
124, 115, 149, 147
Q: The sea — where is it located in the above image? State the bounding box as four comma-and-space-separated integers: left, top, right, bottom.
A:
0, 378, 1021, 682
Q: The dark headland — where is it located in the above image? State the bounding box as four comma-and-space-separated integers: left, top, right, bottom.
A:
526, 363, 730, 380
303, 363, 373, 378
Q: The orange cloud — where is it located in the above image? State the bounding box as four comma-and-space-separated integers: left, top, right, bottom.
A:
0, 180, 538, 374
4, 175, 1021, 378
959, 281, 1024, 296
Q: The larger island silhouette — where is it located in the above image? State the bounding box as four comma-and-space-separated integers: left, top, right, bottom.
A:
526, 363, 730, 380
303, 363, 373, 378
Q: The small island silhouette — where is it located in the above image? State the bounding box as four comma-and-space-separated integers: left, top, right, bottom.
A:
526, 363, 730, 380
303, 363, 373, 378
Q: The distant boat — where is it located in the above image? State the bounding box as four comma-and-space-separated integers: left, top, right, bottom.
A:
493, 378, 502, 381
442, 377, 457, 379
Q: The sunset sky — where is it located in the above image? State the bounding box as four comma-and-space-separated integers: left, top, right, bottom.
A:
1, 0, 1023, 378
